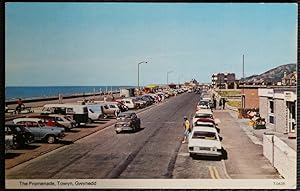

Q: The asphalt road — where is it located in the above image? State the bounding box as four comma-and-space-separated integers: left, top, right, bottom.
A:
5, 92, 279, 180
6, 93, 204, 179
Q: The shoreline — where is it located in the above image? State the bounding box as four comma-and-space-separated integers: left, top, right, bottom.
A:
5, 91, 120, 105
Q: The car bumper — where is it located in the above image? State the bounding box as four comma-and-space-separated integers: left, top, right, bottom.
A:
189, 150, 222, 156
115, 125, 133, 132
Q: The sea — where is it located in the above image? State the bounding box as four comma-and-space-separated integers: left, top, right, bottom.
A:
5, 86, 136, 101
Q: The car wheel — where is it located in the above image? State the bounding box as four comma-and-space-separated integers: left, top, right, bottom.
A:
87, 118, 93, 124
12, 136, 20, 149
189, 153, 195, 158
46, 135, 56, 144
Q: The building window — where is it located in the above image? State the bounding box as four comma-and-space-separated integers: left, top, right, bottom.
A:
269, 100, 274, 113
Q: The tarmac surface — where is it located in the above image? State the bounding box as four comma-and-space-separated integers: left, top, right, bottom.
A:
5, 92, 280, 180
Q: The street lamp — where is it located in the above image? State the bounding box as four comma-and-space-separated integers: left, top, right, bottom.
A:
138, 61, 147, 91
167, 70, 174, 85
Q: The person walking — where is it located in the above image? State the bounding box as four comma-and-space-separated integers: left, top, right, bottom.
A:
221, 97, 227, 110
15, 98, 24, 113
182, 116, 191, 143
213, 98, 217, 110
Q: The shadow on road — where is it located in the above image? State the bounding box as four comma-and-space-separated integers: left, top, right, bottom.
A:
80, 125, 98, 128
191, 148, 228, 161
5, 153, 22, 159
66, 129, 81, 133
20, 144, 40, 150
58, 140, 74, 145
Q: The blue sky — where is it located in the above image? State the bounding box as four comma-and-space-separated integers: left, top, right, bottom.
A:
5, 3, 297, 86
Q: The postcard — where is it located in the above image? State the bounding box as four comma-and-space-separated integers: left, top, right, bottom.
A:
5, 2, 297, 189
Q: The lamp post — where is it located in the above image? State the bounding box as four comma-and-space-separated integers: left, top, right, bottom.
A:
167, 70, 174, 85
138, 61, 147, 91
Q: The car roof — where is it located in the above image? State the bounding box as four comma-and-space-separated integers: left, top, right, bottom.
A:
13, 118, 42, 123
195, 109, 213, 114
192, 126, 217, 133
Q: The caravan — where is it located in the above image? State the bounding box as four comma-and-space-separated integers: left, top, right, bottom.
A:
42, 104, 89, 126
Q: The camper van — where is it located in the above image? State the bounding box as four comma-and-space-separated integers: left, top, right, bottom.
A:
42, 104, 88, 126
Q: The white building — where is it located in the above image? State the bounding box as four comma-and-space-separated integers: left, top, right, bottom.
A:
258, 88, 296, 136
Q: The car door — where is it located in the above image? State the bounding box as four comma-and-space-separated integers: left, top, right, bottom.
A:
25, 121, 42, 140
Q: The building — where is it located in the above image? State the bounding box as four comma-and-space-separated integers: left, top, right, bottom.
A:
282, 71, 297, 86
258, 88, 296, 136
212, 72, 236, 89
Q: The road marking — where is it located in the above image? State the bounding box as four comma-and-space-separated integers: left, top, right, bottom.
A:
213, 166, 221, 179
208, 166, 216, 179
221, 160, 232, 179
178, 152, 190, 157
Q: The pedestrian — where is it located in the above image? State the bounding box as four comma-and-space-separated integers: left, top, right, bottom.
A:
221, 97, 227, 110
182, 116, 191, 143
15, 98, 24, 113
213, 98, 217, 110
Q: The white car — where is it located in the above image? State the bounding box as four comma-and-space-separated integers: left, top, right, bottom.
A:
192, 109, 214, 125
188, 126, 223, 158
196, 100, 210, 110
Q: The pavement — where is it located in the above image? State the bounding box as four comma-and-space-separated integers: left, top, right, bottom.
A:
225, 107, 296, 151
213, 108, 281, 179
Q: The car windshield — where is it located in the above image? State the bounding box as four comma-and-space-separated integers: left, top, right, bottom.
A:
199, 101, 208, 105
192, 131, 217, 140
195, 123, 214, 127
195, 114, 212, 118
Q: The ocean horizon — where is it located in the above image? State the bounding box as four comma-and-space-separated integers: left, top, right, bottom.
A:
5, 85, 136, 101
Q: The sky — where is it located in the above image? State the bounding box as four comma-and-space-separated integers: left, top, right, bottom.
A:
5, 3, 297, 86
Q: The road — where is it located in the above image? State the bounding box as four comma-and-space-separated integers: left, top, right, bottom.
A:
6, 92, 279, 179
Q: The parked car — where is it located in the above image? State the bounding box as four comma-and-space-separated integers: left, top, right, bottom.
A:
29, 114, 76, 130
196, 100, 210, 110
114, 100, 129, 112
193, 118, 220, 133
188, 126, 223, 158
121, 98, 137, 109
28, 115, 66, 129
101, 103, 121, 118
5, 124, 35, 149
192, 109, 214, 125
42, 104, 89, 126
115, 112, 141, 133
132, 97, 147, 108
13, 118, 65, 144
85, 105, 104, 123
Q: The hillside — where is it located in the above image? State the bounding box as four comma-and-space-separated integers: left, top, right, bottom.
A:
242, 63, 296, 83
